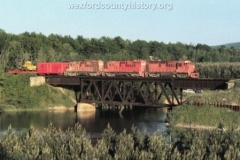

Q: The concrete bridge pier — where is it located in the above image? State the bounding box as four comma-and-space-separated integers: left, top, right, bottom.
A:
76, 103, 96, 112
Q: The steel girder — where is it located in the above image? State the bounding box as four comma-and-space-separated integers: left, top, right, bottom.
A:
45, 76, 230, 107
74, 78, 182, 107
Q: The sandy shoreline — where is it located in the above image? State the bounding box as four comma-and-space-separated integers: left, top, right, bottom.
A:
174, 123, 217, 130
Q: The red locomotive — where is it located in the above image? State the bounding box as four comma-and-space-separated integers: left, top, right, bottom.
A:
147, 60, 199, 78
64, 60, 104, 76
103, 60, 146, 77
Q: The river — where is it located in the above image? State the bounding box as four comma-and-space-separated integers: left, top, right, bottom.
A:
0, 107, 168, 138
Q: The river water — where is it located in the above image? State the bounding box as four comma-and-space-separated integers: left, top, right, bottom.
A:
0, 107, 168, 138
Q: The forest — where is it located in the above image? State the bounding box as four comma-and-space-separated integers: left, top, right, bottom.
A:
1, 28, 240, 71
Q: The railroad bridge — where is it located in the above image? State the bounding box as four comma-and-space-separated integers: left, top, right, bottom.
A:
44, 76, 230, 108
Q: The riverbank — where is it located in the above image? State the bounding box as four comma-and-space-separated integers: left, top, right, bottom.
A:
0, 73, 76, 111
184, 79, 240, 106
0, 105, 75, 112
165, 79, 240, 130
168, 104, 240, 131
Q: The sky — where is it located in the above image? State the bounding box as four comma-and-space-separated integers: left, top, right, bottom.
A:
0, 0, 239, 46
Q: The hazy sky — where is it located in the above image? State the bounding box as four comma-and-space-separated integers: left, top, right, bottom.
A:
0, 0, 239, 46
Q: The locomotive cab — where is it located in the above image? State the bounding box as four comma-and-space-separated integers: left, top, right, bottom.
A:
176, 61, 199, 78
147, 60, 199, 78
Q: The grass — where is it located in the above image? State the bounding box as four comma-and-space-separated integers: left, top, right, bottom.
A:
168, 79, 240, 130
184, 79, 240, 106
169, 105, 240, 130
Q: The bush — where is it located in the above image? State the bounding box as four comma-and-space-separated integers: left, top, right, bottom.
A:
1, 123, 240, 159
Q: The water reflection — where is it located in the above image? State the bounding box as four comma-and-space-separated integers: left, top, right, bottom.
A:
0, 107, 168, 137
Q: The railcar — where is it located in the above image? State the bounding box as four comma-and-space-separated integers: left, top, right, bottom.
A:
7, 69, 37, 75
7, 61, 37, 74
147, 60, 199, 78
64, 60, 104, 76
37, 62, 69, 75
103, 60, 146, 77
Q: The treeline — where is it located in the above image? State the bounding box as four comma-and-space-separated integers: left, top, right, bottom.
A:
1, 123, 240, 159
1, 28, 240, 70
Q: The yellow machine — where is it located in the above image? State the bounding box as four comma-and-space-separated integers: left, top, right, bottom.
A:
22, 61, 37, 71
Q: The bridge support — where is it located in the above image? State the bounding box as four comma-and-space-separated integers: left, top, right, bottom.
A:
74, 77, 182, 107
76, 103, 96, 112
30, 76, 45, 86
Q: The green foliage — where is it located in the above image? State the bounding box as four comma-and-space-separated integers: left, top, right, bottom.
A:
1, 74, 37, 109
1, 29, 240, 71
169, 105, 240, 130
1, 123, 240, 159
196, 62, 240, 78
213, 42, 240, 49
0, 73, 75, 110
185, 80, 240, 109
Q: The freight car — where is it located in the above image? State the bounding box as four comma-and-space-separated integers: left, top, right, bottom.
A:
147, 60, 199, 78
37, 62, 69, 75
103, 60, 146, 77
64, 60, 104, 76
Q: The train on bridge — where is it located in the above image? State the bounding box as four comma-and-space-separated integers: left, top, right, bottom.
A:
8, 60, 199, 78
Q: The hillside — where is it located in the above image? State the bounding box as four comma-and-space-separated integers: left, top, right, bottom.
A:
0, 73, 76, 111
212, 42, 240, 49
